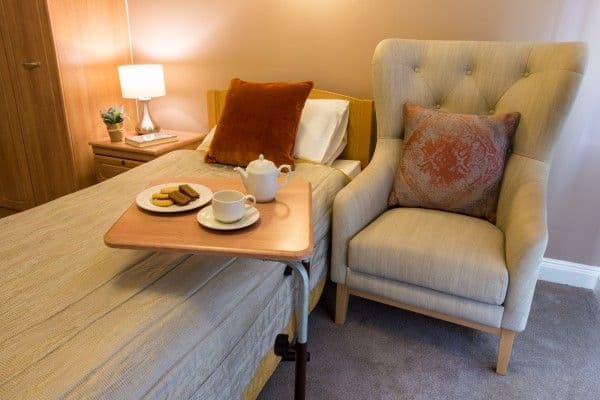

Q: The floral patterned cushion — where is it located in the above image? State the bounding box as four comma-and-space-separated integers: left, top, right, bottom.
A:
388, 102, 520, 222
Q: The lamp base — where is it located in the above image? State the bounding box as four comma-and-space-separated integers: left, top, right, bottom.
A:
136, 99, 160, 134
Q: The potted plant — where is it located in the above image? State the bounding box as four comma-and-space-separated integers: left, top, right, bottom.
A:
101, 105, 126, 142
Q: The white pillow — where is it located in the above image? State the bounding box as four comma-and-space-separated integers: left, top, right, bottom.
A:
198, 99, 350, 165
294, 99, 349, 165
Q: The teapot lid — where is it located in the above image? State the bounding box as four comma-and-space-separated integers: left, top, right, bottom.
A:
246, 154, 278, 174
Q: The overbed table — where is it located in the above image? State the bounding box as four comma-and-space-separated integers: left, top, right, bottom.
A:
104, 177, 313, 400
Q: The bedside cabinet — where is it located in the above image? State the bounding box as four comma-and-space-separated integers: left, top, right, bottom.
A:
89, 130, 205, 182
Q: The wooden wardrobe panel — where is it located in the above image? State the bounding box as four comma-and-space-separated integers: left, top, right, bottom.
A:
47, 0, 135, 188
0, 11, 35, 210
0, 0, 77, 204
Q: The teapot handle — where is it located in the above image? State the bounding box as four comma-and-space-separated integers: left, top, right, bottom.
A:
278, 164, 291, 188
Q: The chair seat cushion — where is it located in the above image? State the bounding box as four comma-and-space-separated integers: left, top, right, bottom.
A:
348, 208, 508, 305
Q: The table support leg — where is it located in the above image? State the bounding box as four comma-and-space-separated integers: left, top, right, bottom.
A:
294, 341, 307, 400
291, 260, 309, 400
274, 260, 310, 400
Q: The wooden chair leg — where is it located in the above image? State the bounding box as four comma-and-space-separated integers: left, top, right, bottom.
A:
496, 329, 516, 375
335, 284, 349, 325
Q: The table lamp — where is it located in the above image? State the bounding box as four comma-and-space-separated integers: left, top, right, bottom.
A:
118, 64, 166, 134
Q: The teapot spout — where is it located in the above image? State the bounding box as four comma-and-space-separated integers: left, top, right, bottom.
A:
233, 166, 248, 183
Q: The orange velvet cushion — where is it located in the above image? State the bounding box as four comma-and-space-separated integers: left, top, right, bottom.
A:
388, 102, 520, 222
205, 78, 314, 167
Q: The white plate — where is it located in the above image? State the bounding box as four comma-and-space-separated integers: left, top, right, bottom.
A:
136, 182, 213, 213
197, 205, 260, 230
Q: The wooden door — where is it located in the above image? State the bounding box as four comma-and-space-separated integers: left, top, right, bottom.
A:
0, 24, 35, 210
0, 0, 77, 205
47, 0, 136, 188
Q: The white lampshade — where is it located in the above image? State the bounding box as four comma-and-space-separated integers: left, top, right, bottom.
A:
118, 64, 166, 100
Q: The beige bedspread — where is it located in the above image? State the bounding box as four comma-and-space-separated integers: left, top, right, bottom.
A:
0, 150, 346, 399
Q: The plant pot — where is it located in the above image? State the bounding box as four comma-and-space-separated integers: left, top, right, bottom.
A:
106, 122, 125, 142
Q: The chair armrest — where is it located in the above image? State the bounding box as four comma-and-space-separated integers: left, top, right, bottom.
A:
496, 154, 550, 332
331, 138, 402, 284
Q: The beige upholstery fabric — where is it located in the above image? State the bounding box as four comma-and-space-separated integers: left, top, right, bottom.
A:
332, 39, 585, 333
496, 154, 550, 330
346, 270, 504, 328
331, 137, 401, 284
348, 208, 508, 305
372, 40, 585, 161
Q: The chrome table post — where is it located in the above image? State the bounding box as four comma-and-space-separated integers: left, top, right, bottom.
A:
274, 259, 311, 400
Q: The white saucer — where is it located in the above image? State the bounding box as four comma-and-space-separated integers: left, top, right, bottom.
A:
197, 206, 260, 230
136, 182, 213, 213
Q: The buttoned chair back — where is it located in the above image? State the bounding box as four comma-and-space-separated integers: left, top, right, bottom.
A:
372, 39, 585, 162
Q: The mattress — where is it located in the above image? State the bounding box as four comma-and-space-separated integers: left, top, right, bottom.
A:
0, 150, 347, 399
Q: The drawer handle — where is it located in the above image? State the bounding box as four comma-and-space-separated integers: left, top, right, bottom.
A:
120, 159, 125, 166
22, 61, 41, 70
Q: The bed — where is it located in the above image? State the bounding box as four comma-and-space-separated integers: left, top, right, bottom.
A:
0, 89, 374, 399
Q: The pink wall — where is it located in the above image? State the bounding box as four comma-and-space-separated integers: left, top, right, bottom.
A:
546, 0, 600, 265
127, 0, 600, 266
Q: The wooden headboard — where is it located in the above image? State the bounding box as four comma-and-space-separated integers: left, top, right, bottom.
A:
206, 89, 376, 168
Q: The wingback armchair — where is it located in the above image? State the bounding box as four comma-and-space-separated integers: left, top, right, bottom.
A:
332, 39, 585, 374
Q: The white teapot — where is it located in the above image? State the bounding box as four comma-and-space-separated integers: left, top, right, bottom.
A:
234, 154, 291, 202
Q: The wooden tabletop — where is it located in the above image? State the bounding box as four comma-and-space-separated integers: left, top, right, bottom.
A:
89, 130, 205, 157
104, 177, 313, 261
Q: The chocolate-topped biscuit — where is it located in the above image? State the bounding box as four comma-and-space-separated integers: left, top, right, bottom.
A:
179, 184, 200, 198
169, 191, 192, 206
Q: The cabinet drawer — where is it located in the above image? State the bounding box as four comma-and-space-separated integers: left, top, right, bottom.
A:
94, 155, 144, 181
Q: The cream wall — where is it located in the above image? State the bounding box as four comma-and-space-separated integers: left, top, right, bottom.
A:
127, 0, 600, 267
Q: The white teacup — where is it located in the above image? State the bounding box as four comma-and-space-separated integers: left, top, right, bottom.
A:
211, 190, 256, 223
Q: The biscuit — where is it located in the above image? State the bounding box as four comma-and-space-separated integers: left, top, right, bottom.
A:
169, 191, 192, 206
179, 184, 199, 198
152, 198, 174, 207
160, 186, 179, 194
152, 193, 170, 200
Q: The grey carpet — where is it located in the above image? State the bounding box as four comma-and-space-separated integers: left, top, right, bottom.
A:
258, 281, 600, 400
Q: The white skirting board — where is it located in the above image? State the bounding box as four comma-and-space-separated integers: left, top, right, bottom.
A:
538, 258, 600, 290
